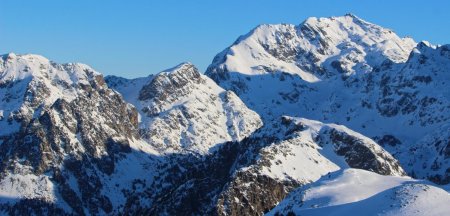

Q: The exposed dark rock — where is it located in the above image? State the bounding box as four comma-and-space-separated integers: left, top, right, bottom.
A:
376, 135, 402, 147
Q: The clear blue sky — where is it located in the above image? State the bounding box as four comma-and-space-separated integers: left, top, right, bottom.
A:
1, 0, 449, 78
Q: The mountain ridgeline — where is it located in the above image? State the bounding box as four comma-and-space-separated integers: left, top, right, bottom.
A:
0, 14, 449, 215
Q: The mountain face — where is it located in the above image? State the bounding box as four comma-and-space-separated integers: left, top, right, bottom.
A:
206, 14, 450, 185
0, 14, 449, 216
106, 62, 262, 154
0, 53, 146, 214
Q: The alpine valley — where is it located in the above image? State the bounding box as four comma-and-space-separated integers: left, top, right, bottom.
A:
0, 14, 449, 216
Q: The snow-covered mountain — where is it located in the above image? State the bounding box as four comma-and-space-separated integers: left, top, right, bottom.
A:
0, 14, 449, 216
207, 14, 416, 81
0, 53, 156, 214
206, 14, 450, 186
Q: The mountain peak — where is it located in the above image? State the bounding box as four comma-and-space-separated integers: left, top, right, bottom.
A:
345, 12, 358, 18
0, 52, 101, 82
162, 61, 195, 73
138, 63, 203, 102
207, 15, 416, 81
2, 52, 17, 61
157, 62, 201, 83
302, 13, 369, 28
343, 12, 365, 21
106, 61, 263, 154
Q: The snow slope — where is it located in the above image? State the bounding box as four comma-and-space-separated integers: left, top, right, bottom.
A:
268, 169, 450, 216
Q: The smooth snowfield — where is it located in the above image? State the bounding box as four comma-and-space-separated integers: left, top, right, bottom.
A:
268, 169, 450, 216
